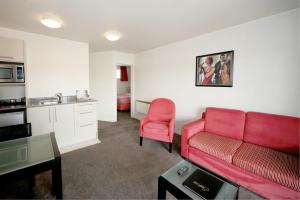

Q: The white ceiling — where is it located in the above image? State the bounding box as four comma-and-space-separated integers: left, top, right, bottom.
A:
0, 0, 298, 53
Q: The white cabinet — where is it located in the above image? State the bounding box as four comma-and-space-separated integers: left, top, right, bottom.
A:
27, 102, 98, 149
27, 104, 74, 147
74, 102, 97, 141
0, 37, 24, 62
53, 104, 75, 147
27, 106, 53, 135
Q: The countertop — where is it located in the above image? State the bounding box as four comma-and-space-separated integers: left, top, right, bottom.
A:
27, 96, 97, 108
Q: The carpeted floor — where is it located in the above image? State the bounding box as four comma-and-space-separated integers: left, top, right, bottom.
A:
60, 111, 182, 199
2, 111, 262, 199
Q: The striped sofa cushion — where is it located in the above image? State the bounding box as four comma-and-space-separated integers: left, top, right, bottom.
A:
233, 143, 300, 191
189, 132, 242, 163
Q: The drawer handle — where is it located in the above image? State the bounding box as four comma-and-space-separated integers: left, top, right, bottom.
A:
48, 107, 51, 123
80, 111, 93, 115
80, 123, 94, 127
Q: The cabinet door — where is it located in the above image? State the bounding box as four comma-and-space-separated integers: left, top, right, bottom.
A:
27, 106, 53, 135
0, 37, 24, 62
53, 104, 75, 147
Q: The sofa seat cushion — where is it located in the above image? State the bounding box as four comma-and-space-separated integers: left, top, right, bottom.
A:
233, 143, 300, 191
189, 132, 243, 163
143, 121, 169, 135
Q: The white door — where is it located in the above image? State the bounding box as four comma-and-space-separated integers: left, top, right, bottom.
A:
53, 104, 75, 147
27, 106, 54, 135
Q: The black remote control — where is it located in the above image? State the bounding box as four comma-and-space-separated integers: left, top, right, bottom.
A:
177, 166, 189, 175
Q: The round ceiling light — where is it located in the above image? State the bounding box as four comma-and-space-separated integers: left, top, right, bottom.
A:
40, 18, 62, 29
104, 31, 121, 41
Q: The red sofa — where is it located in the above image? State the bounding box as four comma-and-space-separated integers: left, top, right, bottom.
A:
181, 107, 299, 199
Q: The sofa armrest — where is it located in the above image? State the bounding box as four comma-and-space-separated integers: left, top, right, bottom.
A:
181, 119, 205, 158
139, 116, 150, 136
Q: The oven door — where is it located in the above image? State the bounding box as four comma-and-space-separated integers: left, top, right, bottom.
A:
0, 111, 25, 127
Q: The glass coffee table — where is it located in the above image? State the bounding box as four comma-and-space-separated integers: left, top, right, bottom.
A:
0, 132, 62, 199
158, 160, 238, 199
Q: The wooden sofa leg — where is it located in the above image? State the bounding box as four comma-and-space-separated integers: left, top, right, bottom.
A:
169, 143, 172, 153
140, 137, 143, 146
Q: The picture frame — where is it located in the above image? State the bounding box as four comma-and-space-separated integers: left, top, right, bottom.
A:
195, 50, 234, 87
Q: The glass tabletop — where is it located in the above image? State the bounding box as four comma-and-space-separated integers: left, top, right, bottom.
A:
161, 160, 238, 199
0, 134, 55, 176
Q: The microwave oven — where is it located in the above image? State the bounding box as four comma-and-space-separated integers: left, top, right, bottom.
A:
0, 62, 24, 83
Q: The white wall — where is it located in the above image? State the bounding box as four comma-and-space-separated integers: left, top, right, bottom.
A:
0, 27, 89, 98
90, 51, 134, 122
0, 86, 25, 99
135, 9, 300, 133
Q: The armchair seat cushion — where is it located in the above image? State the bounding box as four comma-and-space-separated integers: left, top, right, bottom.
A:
143, 121, 169, 135
233, 143, 300, 191
189, 132, 242, 163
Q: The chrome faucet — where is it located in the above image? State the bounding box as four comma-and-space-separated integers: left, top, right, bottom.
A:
55, 93, 63, 103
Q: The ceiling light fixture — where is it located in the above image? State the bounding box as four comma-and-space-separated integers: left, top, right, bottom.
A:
40, 18, 62, 29
104, 31, 121, 41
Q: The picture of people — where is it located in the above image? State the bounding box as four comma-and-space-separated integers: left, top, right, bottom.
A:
195, 51, 234, 87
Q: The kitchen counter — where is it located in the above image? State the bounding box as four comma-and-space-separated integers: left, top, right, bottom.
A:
26, 96, 99, 152
27, 96, 97, 108
0, 104, 26, 113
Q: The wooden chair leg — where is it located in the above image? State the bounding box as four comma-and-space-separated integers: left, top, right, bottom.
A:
169, 143, 172, 153
140, 137, 143, 146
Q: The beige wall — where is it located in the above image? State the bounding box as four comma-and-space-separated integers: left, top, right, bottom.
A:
135, 9, 300, 133
0, 27, 89, 98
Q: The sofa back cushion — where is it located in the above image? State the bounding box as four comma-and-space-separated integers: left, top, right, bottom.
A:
244, 112, 300, 155
204, 107, 246, 140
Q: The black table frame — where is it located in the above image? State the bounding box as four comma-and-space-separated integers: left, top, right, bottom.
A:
158, 175, 192, 199
0, 132, 62, 199
158, 160, 240, 200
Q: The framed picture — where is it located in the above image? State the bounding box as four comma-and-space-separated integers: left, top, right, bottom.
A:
195, 50, 234, 87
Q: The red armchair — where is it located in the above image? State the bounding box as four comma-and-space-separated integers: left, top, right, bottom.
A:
139, 98, 176, 153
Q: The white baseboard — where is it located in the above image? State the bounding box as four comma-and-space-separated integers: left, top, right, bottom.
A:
59, 138, 101, 154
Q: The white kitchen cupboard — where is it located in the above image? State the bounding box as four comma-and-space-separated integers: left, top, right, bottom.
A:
0, 36, 24, 62
74, 102, 97, 142
53, 104, 75, 147
27, 106, 53, 135
27, 101, 98, 150
27, 104, 75, 147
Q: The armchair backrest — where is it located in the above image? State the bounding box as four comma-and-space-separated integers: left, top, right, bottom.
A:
0, 123, 32, 142
147, 98, 175, 121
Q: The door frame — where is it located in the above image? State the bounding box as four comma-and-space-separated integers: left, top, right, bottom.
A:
115, 64, 134, 119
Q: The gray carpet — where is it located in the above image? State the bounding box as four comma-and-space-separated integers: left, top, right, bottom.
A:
3, 111, 262, 199
28, 111, 181, 199
60, 111, 182, 199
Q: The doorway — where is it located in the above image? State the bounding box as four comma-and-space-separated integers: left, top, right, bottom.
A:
116, 65, 131, 120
